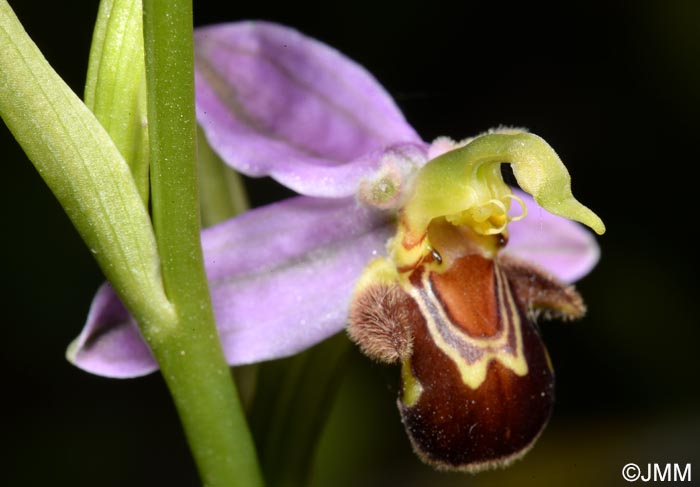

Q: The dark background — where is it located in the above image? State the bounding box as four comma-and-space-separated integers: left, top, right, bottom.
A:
2, 1, 698, 486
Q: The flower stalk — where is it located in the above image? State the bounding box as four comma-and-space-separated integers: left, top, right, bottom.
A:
142, 1, 262, 486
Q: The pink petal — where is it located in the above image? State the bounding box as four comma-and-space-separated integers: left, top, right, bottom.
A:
68, 197, 393, 377
506, 190, 601, 283
66, 283, 156, 378
194, 21, 424, 197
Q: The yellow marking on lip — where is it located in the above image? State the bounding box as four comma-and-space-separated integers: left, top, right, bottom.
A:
407, 265, 528, 390
401, 358, 423, 407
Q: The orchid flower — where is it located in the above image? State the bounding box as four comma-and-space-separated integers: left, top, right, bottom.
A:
67, 21, 605, 472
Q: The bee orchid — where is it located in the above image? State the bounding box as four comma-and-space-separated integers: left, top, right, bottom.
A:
67, 21, 604, 472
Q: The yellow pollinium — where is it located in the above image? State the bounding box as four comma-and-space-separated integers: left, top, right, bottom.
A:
391, 132, 606, 270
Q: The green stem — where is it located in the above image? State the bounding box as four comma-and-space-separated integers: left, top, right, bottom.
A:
142, 2, 262, 486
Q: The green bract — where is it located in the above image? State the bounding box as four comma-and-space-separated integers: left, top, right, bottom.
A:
85, 0, 149, 204
0, 0, 173, 331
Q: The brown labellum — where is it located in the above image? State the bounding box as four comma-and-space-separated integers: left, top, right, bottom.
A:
347, 250, 585, 472
397, 254, 555, 471
498, 253, 586, 321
